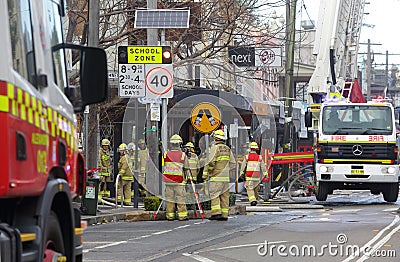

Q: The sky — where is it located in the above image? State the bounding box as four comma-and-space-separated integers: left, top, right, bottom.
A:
300, 0, 400, 68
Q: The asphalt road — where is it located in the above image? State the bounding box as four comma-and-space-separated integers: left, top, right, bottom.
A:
82, 191, 400, 262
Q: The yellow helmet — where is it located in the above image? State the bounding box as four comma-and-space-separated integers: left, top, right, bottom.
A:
249, 142, 259, 149
213, 130, 226, 140
138, 139, 145, 144
185, 142, 194, 148
101, 138, 110, 146
118, 143, 127, 151
170, 134, 183, 144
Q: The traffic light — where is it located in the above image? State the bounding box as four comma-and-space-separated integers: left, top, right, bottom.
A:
162, 46, 172, 64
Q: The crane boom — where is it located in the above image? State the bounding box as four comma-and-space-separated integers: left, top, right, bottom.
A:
308, 0, 366, 103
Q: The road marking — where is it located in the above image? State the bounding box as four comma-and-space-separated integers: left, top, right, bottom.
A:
182, 253, 215, 262
174, 225, 190, 229
152, 229, 173, 235
83, 240, 128, 253
343, 215, 400, 262
383, 207, 399, 212
357, 222, 400, 261
332, 209, 361, 213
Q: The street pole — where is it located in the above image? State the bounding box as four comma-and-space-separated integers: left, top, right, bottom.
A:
282, 0, 296, 183
146, 0, 160, 196
86, 0, 100, 169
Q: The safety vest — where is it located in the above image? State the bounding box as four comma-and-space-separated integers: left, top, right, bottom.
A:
162, 151, 186, 184
118, 155, 133, 181
245, 153, 261, 181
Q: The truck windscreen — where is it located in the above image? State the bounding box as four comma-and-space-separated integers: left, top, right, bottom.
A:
321, 105, 393, 135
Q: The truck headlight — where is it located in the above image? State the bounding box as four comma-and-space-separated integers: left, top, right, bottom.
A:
320, 166, 328, 173
387, 167, 396, 174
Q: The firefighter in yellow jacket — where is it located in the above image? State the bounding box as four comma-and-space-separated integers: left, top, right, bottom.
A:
98, 138, 112, 197
163, 134, 189, 221
184, 142, 200, 183
117, 143, 134, 206
127, 142, 140, 200
204, 130, 236, 221
240, 142, 269, 206
137, 139, 148, 194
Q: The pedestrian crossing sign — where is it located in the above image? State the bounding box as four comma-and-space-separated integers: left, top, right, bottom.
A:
190, 102, 221, 133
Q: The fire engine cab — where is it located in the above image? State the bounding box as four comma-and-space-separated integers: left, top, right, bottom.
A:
306, 98, 400, 202
0, 1, 107, 261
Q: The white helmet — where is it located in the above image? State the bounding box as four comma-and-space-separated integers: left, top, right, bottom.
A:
127, 143, 136, 151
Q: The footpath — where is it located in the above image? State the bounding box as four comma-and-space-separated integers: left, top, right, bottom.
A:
79, 194, 328, 226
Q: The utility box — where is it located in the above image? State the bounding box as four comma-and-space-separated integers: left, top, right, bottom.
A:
82, 178, 100, 216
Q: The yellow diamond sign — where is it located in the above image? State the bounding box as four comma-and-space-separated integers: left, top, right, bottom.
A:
190, 102, 221, 133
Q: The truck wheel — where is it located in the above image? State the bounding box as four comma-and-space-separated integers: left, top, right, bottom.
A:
315, 182, 329, 201
382, 183, 399, 202
44, 211, 65, 262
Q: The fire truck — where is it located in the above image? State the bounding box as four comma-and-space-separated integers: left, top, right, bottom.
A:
0, 1, 107, 261
305, 99, 399, 202
303, 0, 399, 202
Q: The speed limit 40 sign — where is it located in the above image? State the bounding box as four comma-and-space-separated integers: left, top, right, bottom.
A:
145, 64, 174, 99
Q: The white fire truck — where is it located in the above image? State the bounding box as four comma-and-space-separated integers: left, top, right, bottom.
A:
0, 1, 107, 261
306, 99, 399, 202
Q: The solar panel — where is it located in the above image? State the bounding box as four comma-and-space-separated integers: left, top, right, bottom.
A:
134, 9, 190, 29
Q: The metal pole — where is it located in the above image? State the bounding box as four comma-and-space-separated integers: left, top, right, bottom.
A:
366, 39, 371, 100
133, 99, 139, 208
282, 0, 296, 184
146, 0, 160, 196
87, 0, 100, 169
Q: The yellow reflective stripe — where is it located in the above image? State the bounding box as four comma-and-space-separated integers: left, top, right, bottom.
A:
0, 96, 9, 112
178, 211, 188, 217
221, 208, 229, 214
210, 176, 229, 182
181, 153, 185, 160
216, 156, 230, 161
7, 83, 14, 99
11, 100, 17, 116
20, 104, 26, 120
246, 177, 260, 181
211, 205, 221, 210
323, 159, 392, 164
17, 88, 23, 103
25, 92, 30, 107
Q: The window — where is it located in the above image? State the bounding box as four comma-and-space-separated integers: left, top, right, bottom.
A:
8, 0, 37, 86
46, 0, 67, 90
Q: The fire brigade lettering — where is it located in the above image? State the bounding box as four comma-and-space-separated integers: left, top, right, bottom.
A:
37, 150, 47, 173
369, 135, 384, 142
331, 135, 346, 141
32, 133, 49, 146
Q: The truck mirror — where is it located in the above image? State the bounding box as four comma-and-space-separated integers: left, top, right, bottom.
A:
305, 111, 312, 127
80, 47, 108, 107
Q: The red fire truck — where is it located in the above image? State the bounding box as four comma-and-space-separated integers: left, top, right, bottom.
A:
0, 1, 107, 261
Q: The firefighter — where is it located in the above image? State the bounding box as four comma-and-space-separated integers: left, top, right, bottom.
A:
127, 142, 140, 200
240, 142, 269, 206
137, 138, 148, 195
204, 130, 236, 221
98, 138, 112, 198
163, 134, 189, 221
184, 142, 200, 183
117, 143, 134, 206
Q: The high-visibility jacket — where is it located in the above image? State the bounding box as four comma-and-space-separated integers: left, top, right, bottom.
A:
118, 154, 133, 181
162, 150, 187, 185
187, 153, 199, 181
138, 149, 148, 174
240, 151, 268, 182
128, 153, 140, 173
98, 148, 111, 176
205, 141, 236, 183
